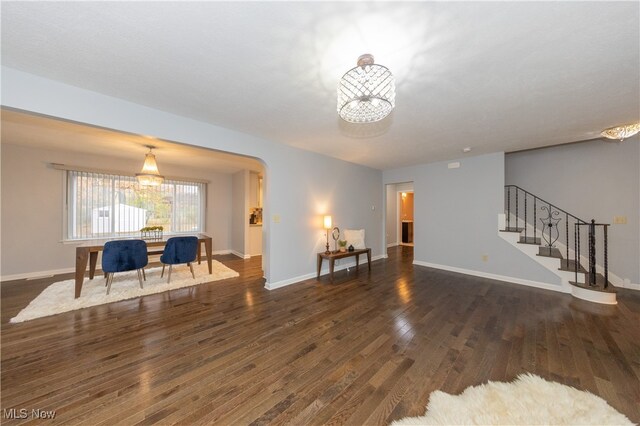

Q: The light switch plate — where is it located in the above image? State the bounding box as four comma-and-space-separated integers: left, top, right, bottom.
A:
613, 216, 627, 224
273, 215, 280, 223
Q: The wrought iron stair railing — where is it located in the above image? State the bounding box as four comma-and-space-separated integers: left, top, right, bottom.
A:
504, 185, 611, 290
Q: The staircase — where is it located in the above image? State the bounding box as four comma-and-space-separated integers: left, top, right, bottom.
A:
498, 185, 616, 305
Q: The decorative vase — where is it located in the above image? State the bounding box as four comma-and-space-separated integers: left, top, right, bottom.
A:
339, 247, 346, 253
348, 245, 354, 252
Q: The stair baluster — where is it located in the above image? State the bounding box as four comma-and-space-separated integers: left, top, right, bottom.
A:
565, 213, 569, 261
515, 187, 519, 231
533, 198, 537, 242
589, 220, 596, 286
524, 194, 528, 240
577, 224, 581, 283
507, 188, 511, 229
604, 225, 609, 289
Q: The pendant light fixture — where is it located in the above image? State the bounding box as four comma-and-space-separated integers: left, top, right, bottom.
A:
601, 122, 640, 141
337, 54, 395, 123
136, 145, 164, 186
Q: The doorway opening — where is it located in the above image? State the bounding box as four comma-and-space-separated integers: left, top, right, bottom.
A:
399, 191, 414, 247
385, 182, 414, 258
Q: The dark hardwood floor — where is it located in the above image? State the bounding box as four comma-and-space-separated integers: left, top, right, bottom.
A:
1, 247, 639, 424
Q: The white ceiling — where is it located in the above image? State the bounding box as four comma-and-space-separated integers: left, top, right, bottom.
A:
1, 2, 639, 170
1, 109, 263, 174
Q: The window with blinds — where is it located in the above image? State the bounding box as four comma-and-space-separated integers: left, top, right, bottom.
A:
66, 170, 206, 240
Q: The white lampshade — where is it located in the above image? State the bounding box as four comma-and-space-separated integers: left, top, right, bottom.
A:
323, 215, 332, 229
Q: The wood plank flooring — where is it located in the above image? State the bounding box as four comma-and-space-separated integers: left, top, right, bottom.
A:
2, 246, 639, 424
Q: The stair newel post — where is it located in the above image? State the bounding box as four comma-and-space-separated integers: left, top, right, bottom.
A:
589, 219, 596, 286
574, 222, 578, 283
524, 193, 528, 240
507, 187, 511, 229
577, 222, 581, 284
604, 225, 609, 289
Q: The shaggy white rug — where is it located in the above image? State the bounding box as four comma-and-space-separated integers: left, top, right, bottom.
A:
392, 374, 632, 425
10, 261, 239, 323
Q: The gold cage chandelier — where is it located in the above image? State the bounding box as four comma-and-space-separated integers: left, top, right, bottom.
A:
337, 54, 395, 123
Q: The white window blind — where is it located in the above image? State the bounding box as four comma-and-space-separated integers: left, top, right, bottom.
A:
66, 170, 206, 240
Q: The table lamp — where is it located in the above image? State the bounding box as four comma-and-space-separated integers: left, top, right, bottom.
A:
323, 215, 332, 254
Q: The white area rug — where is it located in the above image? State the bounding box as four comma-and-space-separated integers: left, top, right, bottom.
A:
10, 261, 239, 323
392, 374, 632, 425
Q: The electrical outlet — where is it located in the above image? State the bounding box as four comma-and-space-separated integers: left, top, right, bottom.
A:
273, 214, 280, 223
613, 216, 627, 224
482, 254, 489, 262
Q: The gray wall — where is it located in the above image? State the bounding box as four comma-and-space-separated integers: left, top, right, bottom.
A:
385, 184, 397, 246
1, 143, 233, 277
1, 67, 384, 287
506, 138, 640, 284
384, 152, 561, 286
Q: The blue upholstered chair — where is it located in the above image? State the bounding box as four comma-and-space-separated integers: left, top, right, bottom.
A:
160, 236, 198, 283
102, 239, 148, 295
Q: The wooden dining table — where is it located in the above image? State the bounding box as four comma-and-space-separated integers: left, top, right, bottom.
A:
74, 233, 213, 298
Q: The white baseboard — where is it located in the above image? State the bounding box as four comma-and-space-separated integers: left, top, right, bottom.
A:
230, 250, 250, 259
265, 254, 385, 291
620, 282, 640, 291
412, 260, 568, 294
386, 242, 398, 248
265, 272, 316, 290
1, 267, 76, 282
212, 249, 232, 255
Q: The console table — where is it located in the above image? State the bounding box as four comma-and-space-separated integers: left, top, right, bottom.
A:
317, 248, 371, 282
74, 233, 212, 298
